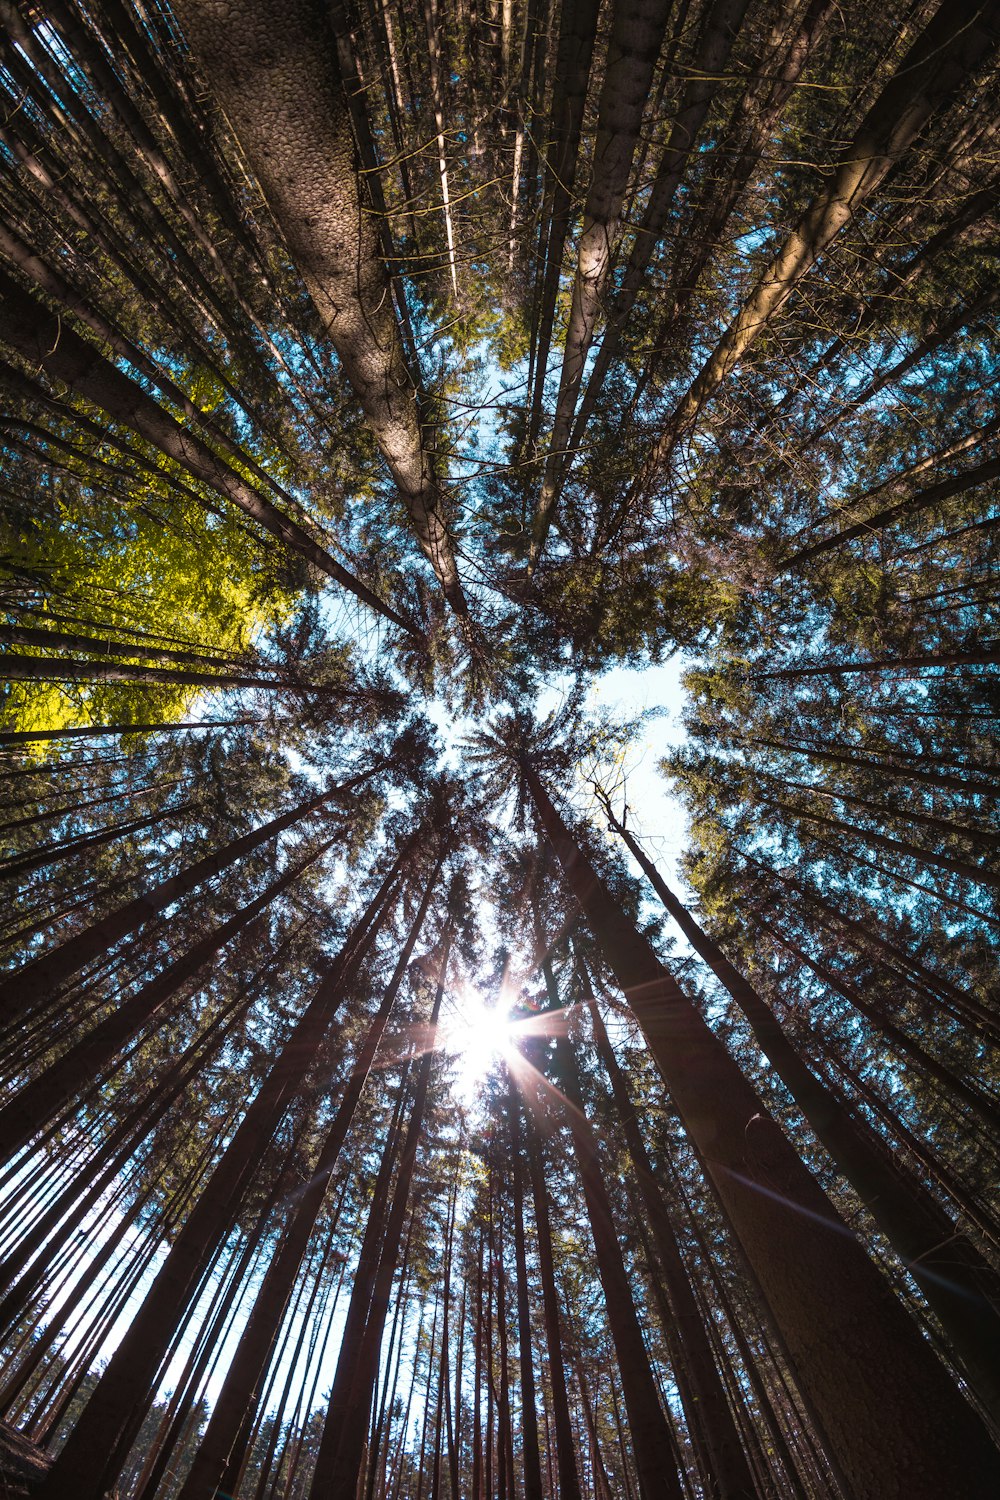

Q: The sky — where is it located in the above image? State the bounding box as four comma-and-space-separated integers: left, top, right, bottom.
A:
580, 656, 692, 889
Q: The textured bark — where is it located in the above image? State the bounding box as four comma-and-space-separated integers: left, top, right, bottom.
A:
530, 0, 674, 565
169, 0, 469, 622
522, 758, 1000, 1499
607, 810, 1000, 1427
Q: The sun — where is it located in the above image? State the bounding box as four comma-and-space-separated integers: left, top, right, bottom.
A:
442, 983, 516, 1100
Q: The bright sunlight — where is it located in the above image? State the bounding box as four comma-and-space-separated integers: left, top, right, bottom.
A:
441, 983, 517, 1102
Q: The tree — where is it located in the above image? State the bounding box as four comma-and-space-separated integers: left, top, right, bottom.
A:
3, 3, 1000, 1497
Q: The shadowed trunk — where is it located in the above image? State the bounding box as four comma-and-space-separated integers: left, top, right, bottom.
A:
521, 756, 1000, 1499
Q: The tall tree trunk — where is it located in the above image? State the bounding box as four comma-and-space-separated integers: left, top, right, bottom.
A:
309, 932, 451, 1496
0, 623, 239, 670
747, 735, 1000, 799
783, 435, 1000, 570
584, 983, 758, 1500
524, 0, 600, 453
0, 804, 186, 885
175, 862, 441, 1500
570, 0, 755, 445
756, 643, 1000, 679
0, 718, 260, 745
522, 1095, 583, 1500
507, 1077, 544, 1500
529, 0, 674, 565
169, 0, 469, 623
33, 865, 401, 1500
521, 757, 1000, 1498
535, 1026, 683, 1500
765, 792, 1000, 895
604, 807, 1000, 1427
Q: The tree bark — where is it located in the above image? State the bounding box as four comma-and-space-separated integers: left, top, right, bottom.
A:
521, 757, 1000, 1498
506, 1078, 545, 1500
605, 807, 1000, 1427
33, 864, 401, 1500
169, 0, 469, 623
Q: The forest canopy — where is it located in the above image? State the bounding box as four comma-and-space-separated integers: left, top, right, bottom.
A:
1, 1, 1000, 1498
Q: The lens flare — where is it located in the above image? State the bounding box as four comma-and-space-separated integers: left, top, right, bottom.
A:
443, 984, 514, 1099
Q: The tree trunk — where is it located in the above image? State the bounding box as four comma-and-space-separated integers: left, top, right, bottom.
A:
522, 757, 1000, 1498
584, 986, 758, 1500
525, 0, 601, 453
748, 735, 1000, 799
174, 862, 440, 1500
0, 837, 331, 1169
539, 1026, 683, 1500
570, 0, 755, 445
33, 864, 401, 1500
0, 718, 260, 745
530, 0, 674, 565
766, 792, 1000, 894
169, 0, 469, 623
309, 932, 451, 1497
507, 1078, 544, 1500
0, 804, 185, 885
605, 808, 1000, 1427
522, 1101, 583, 1500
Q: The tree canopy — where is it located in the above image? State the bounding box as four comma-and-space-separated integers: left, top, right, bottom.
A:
1, 1, 999, 1497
